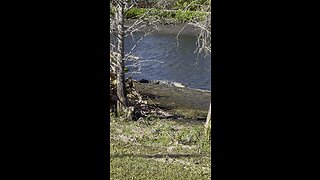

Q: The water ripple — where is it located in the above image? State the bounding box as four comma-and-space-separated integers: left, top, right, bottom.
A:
123, 32, 211, 90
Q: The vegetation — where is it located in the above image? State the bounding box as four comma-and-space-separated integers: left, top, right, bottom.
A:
110, 0, 212, 178
132, 0, 210, 11
111, 0, 210, 24
125, 8, 208, 23
110, 115, 211, 179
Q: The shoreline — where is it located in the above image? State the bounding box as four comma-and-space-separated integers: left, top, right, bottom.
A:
134, 78, 211, 93
133, 79, 211, 120
124, 19, 200, 36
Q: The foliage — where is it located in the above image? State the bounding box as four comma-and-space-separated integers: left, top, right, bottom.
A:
174, 0, 211, 11
125, 7, 207, 23
175, 9, 206, 22
125, 7, 148, 19
110, 0, 210, 23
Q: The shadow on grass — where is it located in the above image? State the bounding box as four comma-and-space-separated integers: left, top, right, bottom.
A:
111, 153, 208, 159
141, 93, 168, 99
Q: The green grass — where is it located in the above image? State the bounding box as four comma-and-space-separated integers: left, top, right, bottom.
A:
110, 116, 211, 179
173, 108, 208, 120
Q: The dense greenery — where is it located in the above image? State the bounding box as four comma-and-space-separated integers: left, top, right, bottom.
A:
134, 0, 210, 11
125, 7, 207, 23
110, 0, 210, 23
173, 0, 211, 11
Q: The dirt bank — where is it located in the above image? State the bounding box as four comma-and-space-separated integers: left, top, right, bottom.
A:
134, 81, 211, 121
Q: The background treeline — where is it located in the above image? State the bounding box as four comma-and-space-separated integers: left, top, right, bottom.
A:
110, 0, 210, 23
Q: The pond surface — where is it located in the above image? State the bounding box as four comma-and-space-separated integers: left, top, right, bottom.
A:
121, 32, 211, 90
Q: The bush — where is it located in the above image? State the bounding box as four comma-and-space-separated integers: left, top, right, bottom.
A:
125, 7, 149, 19
125, 8, 207, 24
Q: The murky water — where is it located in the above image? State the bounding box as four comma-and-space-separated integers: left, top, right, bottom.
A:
116, 32, 211, 90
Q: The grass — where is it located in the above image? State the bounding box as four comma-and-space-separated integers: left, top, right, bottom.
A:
173, 108, 208, 120
110, 115, 211, 179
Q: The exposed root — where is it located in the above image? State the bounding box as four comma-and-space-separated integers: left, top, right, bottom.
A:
110, 75, 175, 120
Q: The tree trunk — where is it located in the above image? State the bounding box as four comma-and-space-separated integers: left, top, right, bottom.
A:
205, 102, 211, 140
115, 2, 128, 115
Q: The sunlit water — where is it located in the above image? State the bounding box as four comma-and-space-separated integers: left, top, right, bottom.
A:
115, 32, 211, 90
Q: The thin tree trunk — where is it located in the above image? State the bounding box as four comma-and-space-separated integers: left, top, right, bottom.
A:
116, 2, 127, 115
205, 102, 211, 139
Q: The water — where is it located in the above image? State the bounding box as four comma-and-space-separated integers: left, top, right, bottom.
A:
121, 32, 211, 90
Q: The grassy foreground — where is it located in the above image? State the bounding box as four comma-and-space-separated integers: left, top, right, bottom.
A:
110, 115, 211, 179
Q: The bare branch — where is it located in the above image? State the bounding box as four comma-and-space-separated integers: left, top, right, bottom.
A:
175, 23, 190, 47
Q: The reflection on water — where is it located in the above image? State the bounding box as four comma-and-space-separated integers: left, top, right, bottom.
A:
121, 32, 211, 90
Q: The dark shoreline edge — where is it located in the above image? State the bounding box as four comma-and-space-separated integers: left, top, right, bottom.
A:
133, 78, 211, 119
124, 19, 200, 36
134, 78, 211, 93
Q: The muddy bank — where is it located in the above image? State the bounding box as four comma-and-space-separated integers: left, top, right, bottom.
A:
133, 80, 211, 121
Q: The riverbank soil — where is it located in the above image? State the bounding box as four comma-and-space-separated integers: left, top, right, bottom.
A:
134, 81, 211, 122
